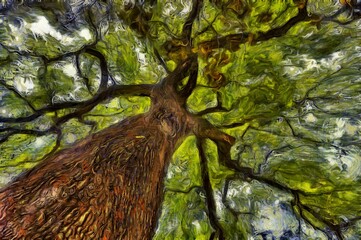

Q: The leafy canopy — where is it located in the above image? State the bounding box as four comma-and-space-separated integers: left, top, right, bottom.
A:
1, 0, 361, 239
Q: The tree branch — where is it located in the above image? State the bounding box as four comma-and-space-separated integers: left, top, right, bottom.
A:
182, 0, 203, 42
199, 1, 311, 51
43, 127, 62, 157
195, 105, 228, 116
84, 48, 109, 92
292, 190, 345, 240
0, 84, 153, 124
197, 137, 225, 240
162, 54, 198, 90
55, 84, 152, 125
214, 136, 355, 240
0, 127, 57, 144
193, 117, 235, 145
179, 58, 199, 101
256, 4, 309, 41
0, 79, 36, 112
75, 53, 92, 94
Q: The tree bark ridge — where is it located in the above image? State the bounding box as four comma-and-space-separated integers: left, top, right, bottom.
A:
0, 111, 185, 240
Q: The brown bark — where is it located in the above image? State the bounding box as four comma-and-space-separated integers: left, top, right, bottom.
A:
0, 89, 191, 239
0, 49, 234, 239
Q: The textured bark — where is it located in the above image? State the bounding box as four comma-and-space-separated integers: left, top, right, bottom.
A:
0, 99, 189, 239
0, 55, 234, 239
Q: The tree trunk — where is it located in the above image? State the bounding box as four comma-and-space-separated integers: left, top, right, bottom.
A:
0, 65, 234, 239
0, 105, 187, 239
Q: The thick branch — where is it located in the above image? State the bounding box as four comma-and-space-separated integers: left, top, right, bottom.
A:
197, 138, 225, 240
182, 0, 203, 42
55, 84, 152, 125
215, 137, 353, 240
179, 58, 199, 101
84, 48, 109, 92
256, 5, 309, 41
0, 84, 153, 124
162, 54, 198, 90
292, 191, 345, 240
193, 118, 235, 145
199, 2, 310, 51
0, 127, 57, 144
75, 53, 92, 94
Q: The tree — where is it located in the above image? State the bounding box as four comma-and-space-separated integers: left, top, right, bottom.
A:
0, 0, 360, 239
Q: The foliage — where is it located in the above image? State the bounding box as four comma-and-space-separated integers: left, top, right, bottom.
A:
1, 0, 361, 239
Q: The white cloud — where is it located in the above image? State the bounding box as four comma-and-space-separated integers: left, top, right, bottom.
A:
79, 28, 92, 41
13, 76, 34, 94
28, 16, 63, 41
63, 63, 77, 77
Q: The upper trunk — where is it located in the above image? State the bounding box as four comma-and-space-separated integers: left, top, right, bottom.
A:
0, 87, 190, 240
